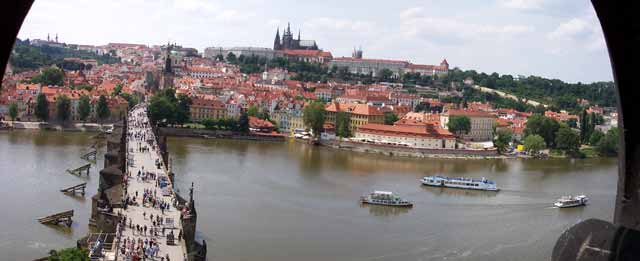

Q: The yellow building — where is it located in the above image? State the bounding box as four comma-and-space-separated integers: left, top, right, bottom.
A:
325, 102, 385, 133
190, 96, 226, 122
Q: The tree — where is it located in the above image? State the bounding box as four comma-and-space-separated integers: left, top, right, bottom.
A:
238, 112, 250, 133
202, 118, 216, 130
303, 101, 326, 138
247, 105, 259, 117
597, 127, 619, 156
175, 93, 192, 126
48, 247, 89, 261
566, 118, 578, 128
55, 95, 71, 122
35, 93, 49, 121
591, 112, 604, 125
8, 103, 18, 121
494, 129, 513, 154
589, 130, 605, 146
378, 68, 393, 82
96, 95, 111, 123
31, 67, 64, 86
555, 127, 580, 153
112, 83, 123, 96
335, 111, 351, 138
215, 54, 224, 61
148, 96, 175, 126
78, 95, 91, 123
120, 93, 139, 108
383, 112, 399, 125
258, 108, 270, 120
447, 115, 471, 137
226, 52, 237, 64
580, 109, 589, 143
524, 114, 560, 148
524, 134, 546, 156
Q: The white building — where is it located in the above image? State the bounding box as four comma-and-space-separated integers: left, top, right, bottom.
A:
204, 47, 277, 60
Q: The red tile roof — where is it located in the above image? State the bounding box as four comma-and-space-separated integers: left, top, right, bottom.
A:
325, 102, 384, 116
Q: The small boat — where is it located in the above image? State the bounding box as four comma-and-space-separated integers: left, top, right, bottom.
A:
360, 191, 413, 207
554, 195, 588, 208
421, 175, 499, 191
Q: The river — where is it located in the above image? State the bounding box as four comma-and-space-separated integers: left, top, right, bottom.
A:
0, 131, 617, 260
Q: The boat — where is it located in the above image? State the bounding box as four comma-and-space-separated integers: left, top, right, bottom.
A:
420, 175, 499, 191
554, 195, 588, 208
360, 191, 413, 207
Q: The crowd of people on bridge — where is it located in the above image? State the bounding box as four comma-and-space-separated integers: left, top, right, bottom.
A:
111, 104, 187, 261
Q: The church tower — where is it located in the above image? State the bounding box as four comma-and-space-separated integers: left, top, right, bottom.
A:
160, 43, 174, 90
274, 28, 282, 50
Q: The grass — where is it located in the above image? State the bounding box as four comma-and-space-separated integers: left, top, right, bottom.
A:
549, 149, 565, 158
580, 147, 600, 158
183, 123, 205, 129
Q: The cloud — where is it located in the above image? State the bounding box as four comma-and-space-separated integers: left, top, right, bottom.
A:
400, 7, 423, 19
546, 16, 606, 53
215, 9, 255, 22
304, 17, 376, 35
499, 0, 545, 10
399, 8, 533, 45
173, 0, 218, 12
547, 18, 590, 40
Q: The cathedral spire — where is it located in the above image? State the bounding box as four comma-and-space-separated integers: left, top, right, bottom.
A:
298, 29, 301, 41
273, 27, 282, 50
287, 22, 291, 34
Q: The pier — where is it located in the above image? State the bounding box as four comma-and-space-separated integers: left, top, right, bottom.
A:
81, 149, 97, 161
60, 183, 87, 196
38, 210, 74, 227
66, 163, 91, 176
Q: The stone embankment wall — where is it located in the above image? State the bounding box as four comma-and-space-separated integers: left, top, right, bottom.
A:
1, 121, 112, 132
159, 127, 285, 142
322, 140, 499, 158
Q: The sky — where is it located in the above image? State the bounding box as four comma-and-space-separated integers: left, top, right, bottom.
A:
18, 0, 613, 83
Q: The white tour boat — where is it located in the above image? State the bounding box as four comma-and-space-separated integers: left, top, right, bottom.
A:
554, 195, 588, 208
420, 175, 499, 191
360, 191, 413, 207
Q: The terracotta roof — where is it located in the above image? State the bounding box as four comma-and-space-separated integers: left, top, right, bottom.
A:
446, 109, 495, 118
325, 102, 384, 116
283, 49, 333, 58
249, 116, 274, 129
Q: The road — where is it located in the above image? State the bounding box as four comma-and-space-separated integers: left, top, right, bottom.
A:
470, 84, 549, 108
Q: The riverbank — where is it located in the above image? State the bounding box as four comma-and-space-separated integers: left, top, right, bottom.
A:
158, 127, 286, 142
0, 121, 113, 132
158, 126, 511, 159
319, 139, 511, 159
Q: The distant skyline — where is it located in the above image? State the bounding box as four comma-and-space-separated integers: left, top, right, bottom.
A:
18, 0, 612, 83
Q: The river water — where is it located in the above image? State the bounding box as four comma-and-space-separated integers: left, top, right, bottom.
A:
0, 131, 617, 260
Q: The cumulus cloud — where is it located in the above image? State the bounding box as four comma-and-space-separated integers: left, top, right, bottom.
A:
399, 8, 533, 44
547, 18, 590, 40
546, 16, 606, 53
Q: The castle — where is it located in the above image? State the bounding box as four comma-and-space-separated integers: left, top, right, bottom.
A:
273, 23, 319, 51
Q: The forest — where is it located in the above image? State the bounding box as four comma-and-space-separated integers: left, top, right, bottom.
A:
9, 38, 120, 72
